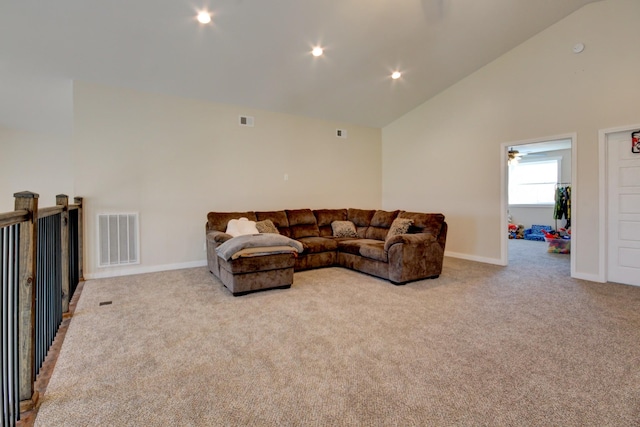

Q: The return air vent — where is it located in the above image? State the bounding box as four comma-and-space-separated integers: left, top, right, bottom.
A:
239, 115, 254, 127
98, 213, 139, 267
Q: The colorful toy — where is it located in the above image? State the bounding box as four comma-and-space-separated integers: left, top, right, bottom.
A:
547, 238, 571, 254
543, 228, 571, 254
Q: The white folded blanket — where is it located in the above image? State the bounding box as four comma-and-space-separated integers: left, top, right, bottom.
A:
216, 234, 304, 261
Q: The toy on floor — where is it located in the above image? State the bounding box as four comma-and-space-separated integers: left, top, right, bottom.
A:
547, 238, 571, 254
541, 228, 571, 240
516, 224, 524, 239
523, 225, 553, 241
542, 228, 571, 254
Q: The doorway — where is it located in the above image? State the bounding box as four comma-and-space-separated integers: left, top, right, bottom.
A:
501, 134, 576, 276
599, 125, 640, 287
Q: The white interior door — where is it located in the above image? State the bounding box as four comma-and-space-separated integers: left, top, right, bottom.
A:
607, 130, 640, 287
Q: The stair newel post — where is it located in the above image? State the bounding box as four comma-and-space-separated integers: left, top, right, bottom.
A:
14, 191, 39, 409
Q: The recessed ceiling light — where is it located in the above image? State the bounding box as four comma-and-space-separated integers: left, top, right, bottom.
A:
197, 11, 212, 24
312, 47, 323, 57
391, 71, 402, 80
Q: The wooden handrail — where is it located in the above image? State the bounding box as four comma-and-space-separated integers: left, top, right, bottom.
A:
0, 210, 28, 228
37, 206, 63, 219
0, 196, 84, 240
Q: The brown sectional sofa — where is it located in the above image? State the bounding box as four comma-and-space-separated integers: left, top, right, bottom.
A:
206, 208, 447, 295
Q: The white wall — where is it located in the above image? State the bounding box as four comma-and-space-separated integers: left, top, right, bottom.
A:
73, 82, 382, 278
0, 126, 74, 212
509, 148, 572, 229
382, 0, 640, 278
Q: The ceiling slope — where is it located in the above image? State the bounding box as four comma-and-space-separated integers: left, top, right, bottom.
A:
0, 0, 600, 129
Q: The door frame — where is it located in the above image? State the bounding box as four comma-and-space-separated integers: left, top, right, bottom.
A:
598, 123, 640, 283
500, 132, 577, 277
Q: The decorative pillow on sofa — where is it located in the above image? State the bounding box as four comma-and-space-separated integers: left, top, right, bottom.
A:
255, 219, 280, 234
226, 218, 259, 237
331, 220, 358, 238
385, 218, 413, 243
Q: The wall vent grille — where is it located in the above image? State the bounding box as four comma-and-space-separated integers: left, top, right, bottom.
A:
98, 213, 139, 267
239, 115, 255, 127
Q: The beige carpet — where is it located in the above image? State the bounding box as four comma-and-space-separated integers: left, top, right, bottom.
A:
35, 240, 640, 426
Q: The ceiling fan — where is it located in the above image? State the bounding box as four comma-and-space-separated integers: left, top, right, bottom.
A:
508, 148, 525, 163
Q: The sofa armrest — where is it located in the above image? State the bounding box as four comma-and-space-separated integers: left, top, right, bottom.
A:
386, 232, 445, 284
207, 230, 233, 244
206, 231, 233, 276
384, 232, 436, 253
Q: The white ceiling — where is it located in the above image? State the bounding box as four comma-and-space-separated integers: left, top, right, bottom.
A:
0, 0, 600, 132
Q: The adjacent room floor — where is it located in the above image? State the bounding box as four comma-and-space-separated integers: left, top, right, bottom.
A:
508, 238, 570, 276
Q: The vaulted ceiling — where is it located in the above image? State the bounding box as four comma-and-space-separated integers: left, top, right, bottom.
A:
0, 0, 600, 132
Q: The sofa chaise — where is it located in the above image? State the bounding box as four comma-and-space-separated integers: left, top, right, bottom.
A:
206, 208, 447, 295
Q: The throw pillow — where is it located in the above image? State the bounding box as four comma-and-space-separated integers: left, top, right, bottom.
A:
226, 217, 259, 237
331, 220, 358, 238
255, 219, 280, 234
385, 218, 413, 242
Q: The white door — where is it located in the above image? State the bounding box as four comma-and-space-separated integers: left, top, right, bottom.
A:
607, 130, 640, 287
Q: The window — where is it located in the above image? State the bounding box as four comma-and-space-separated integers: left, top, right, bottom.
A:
508, 159, 560, 205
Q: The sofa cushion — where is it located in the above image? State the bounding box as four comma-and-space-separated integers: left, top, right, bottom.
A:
297, 236, 339, 254
207, 212, 256, 232
286, 209, 320, 239
256, 211, 291, 237
531, 224, 553, 234
314, 209, 348, 237
331, 220, 358, 238
338, 239, 387, 262
347, 208, 376, 238
524, 225, 552, 242
218, 253, 295, 274
255, 219, 279, 234
397, 212, 445, 236
365, 210, 400, 241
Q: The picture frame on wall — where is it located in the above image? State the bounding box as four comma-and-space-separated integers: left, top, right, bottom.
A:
633, 130, 640, 154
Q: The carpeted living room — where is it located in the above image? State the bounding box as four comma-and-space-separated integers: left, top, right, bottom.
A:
2, 1, 640, 426
32, 240, 640, 426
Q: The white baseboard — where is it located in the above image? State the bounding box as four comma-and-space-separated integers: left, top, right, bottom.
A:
83, 256, 605, 283
84, 260, 208, 280
571, 271, 605, 283
445, 251, 506, 266
446, 251, 606, 282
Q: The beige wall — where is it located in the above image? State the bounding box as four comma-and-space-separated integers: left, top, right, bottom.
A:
382, 0, 640, 278
73, 82, 381, 277
0, 126, 73, 212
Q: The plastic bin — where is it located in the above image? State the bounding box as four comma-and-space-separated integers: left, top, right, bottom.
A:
546, 237, 570, 254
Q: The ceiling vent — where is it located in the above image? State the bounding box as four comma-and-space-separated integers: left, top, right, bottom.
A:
239, 115, 254, 127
